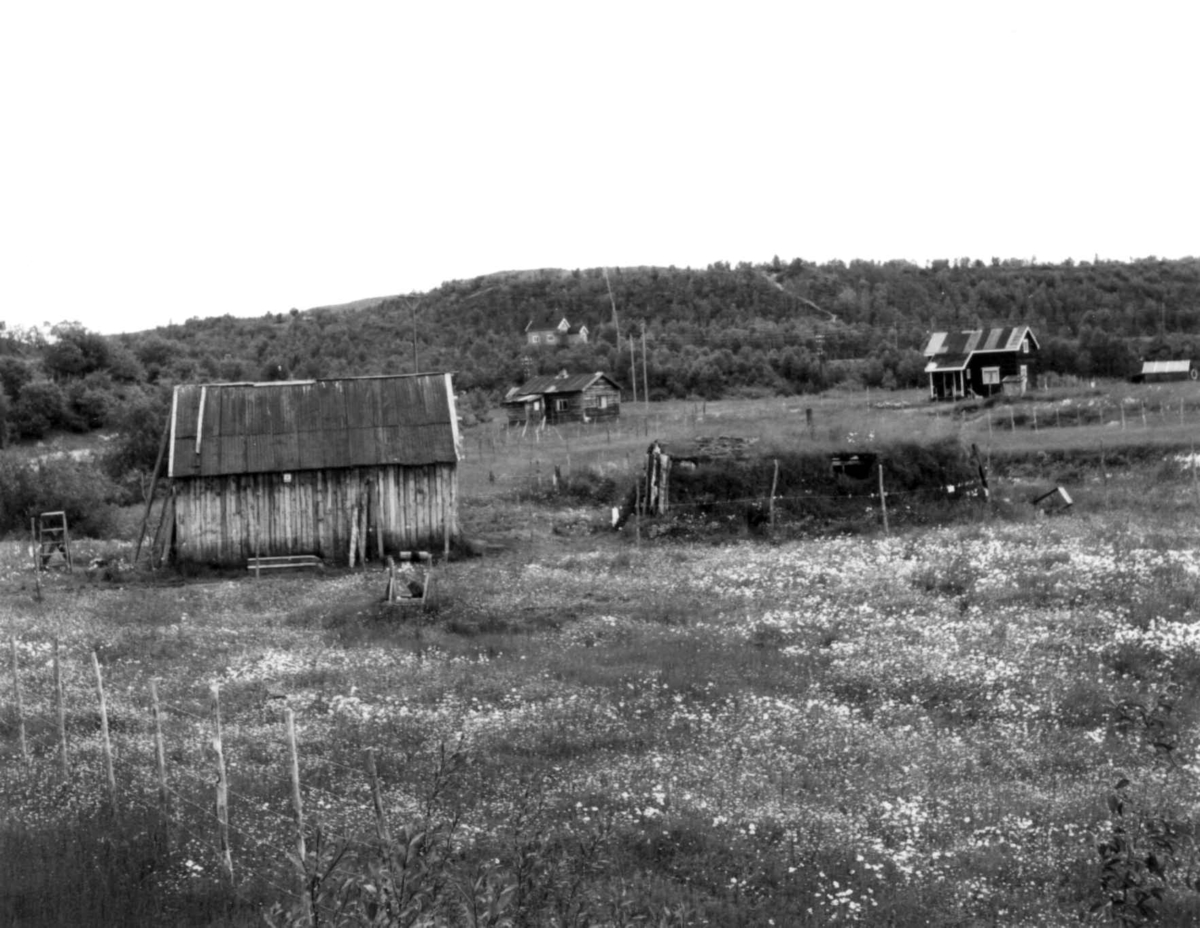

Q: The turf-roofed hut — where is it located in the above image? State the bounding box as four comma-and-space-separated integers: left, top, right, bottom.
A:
167, 374, 461, 566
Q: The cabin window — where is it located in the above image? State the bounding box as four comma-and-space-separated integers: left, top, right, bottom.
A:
1022, 337, 1030, 353
554, 399, 569, 411
599, 396, 608, 408
531, 334, 539, 344
283, 472, 292, 483
982, 367, 1001, 385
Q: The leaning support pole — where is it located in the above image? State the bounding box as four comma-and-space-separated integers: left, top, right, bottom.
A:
134, 416, 172, 566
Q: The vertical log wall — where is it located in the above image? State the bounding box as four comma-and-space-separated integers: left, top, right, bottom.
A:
173, 464, 458, 565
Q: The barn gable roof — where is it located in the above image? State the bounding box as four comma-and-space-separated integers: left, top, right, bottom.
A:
1140, 360, 1193, 375
168, 374, 459, 479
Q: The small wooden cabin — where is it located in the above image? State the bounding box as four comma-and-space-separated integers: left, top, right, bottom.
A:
167, 374, 460, 566
503, 371, 621, 426
922, 326, 1038, 400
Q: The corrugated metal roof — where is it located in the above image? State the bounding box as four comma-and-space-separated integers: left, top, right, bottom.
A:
924, 355, 970, 373
923, 332, 947, 356
512, 371, 621, 396
1142, 360, 1193, 374
922, 326, 1037, 358
169, 374, 459, 478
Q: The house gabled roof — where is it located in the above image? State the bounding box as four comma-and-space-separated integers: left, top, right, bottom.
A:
922, 326, 1038, 373
506, 371, 621, 400
923, 326, 1038, 358
525, 316, 571, 333
168, 374, 460, 479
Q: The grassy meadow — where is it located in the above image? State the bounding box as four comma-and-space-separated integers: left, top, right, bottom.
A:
5, 382, 1200, 926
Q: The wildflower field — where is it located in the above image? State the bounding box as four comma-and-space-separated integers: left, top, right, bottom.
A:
5, 388, 1200, 926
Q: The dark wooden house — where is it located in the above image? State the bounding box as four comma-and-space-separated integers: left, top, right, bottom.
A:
922, 326, 1039, 400
503, 371, 621, 426
166, 374, 460, 566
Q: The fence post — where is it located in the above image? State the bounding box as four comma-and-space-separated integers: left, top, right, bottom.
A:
54, 638, 68, 777
10, 638, 28, 761
92, 651, 118, 818
286, 709, 313, 926
151, 679, 170, 852
1193, 441, 1199, 512
209, 683, 235, 886
365, 748, 395, 852
31, 518, 42, 602
1101, 441, 1109, 510
878, 463, 890, 536
768, 459, 779, 538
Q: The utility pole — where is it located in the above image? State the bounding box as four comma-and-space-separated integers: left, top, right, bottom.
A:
642, 329, 649, 407
629, 333, 638, 404
402, 296, 423, 373
604, 268, 620, 344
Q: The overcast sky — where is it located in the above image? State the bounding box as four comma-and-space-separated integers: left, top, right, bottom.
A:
2, 1, 1196, 336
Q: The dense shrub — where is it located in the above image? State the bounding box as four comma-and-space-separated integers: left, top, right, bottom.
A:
10, 379, 66, 439
104, 387, 171, 490
0, 452, 122, 537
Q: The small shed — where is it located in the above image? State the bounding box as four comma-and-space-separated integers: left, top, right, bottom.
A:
1133, 360, 1198, 383
166, 374, 461, 566
923, 326, 1038, 400
503, 370, 621, 426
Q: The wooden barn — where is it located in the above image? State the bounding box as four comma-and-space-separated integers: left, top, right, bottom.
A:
166, 374, 460, 566
503, 370, 621, 426
1133, 360, 1198, 383
922, 326, 1038, 400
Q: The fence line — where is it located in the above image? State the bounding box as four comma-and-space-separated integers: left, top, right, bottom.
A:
1, 643, 462, 923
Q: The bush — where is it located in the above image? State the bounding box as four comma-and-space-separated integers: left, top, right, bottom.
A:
104, 387, 171, 490
0, 452, 123, 537
11, 379, 66, 439
65, 380, 111, 431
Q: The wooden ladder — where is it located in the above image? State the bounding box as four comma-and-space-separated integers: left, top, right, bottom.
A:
38, 511, 72, 571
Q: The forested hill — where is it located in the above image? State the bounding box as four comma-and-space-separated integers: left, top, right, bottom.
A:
119, 256, 1200, 397
4, 255, 1200, 454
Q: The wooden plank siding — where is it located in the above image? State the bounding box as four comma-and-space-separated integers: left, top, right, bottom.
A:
173, 463, 458, 566
168, 374, 460, 566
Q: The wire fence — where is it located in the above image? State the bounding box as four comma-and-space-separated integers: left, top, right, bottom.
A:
1, 637, 453, 922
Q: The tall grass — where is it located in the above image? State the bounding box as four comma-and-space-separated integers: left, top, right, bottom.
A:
9, 388, 1200, 924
